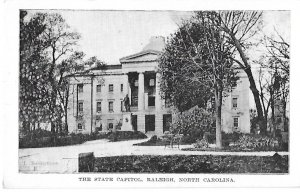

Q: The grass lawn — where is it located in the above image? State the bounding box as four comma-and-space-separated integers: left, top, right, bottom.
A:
92, 155, 288, 173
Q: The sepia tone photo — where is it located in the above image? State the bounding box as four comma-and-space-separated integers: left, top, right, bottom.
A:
19, 10, 290, 174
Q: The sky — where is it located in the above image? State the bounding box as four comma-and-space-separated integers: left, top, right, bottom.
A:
26, 10, 290, 64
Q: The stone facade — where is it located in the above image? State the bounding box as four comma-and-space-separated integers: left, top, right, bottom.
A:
67, 37, 251, 135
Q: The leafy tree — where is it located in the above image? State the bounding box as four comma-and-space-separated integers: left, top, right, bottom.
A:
159, 11, 238, 148
20, 11, 106, 136
19, 10, 52, 133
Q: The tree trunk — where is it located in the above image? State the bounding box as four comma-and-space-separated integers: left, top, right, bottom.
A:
229, 33, 266, 135
215, 88, 222, 149
244, 67, 266, 135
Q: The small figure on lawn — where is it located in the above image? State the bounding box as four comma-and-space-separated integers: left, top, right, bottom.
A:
123, 94, 130, 112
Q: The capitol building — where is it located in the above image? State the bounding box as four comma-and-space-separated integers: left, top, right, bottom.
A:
67, 36, 250, 135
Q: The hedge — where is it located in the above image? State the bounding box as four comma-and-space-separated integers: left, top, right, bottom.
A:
93, 154, 288, 173
19, 129, 147, 148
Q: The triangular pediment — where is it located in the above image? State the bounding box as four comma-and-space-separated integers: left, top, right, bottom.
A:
120, 50, 161, 63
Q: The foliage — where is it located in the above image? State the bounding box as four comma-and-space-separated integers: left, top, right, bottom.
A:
200, 132, 242, 146
107, 131, 147, 142
232, 134, 281, 151
19, 130, 109, 148
19, 10, 106, 134
93, 155, 288, 173
193, 138, 209, 149
159, 11, 239, 148
172, 106, 213, 143
159, 11, 238, 112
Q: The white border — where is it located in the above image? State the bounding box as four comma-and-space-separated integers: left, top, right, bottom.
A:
1, 0, 300, 189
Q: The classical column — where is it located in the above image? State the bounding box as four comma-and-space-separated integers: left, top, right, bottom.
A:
138, 72, 145, 111
155, 72, 162, 111
155, 72, 163, 135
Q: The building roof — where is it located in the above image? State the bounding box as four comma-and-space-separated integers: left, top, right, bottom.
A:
119, 49, 162, 63
119, 36, 165, 63
90, 64, 122, 71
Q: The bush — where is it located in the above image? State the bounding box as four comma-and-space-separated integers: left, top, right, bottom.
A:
203, 132, 242, 146
148, 135, 158, 143
233, 134, 280, 151
173, 106, 213, 144
107, 131, 147, 142
19, 131, 110, 148
193, 138, 209, 149
93, 155, 288, 173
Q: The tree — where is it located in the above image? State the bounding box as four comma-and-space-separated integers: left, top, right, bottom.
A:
159, 11, 238, 148
20, 11, 106, 135
257, 31, 290, 133
35, 12, 81, 133
19, 10, 52, 133
218, 11, 267, 134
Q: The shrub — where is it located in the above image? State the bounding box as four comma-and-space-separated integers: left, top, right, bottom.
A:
93, 155, 288, 173
193, 138, 209, 149
19, 131, 110, 148
148, 135, 158, 143
107, 131, 147, 142
233, 134, 280, 151
173, 106, 213, 144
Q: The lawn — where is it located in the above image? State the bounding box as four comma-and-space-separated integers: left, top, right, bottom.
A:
91, 154, 288, 173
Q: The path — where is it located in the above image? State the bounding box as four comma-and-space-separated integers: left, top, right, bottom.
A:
19, 138, 289, 173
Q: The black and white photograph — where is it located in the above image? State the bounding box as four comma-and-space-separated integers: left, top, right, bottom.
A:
2, 0, 300, 189
18, 9, 290, 174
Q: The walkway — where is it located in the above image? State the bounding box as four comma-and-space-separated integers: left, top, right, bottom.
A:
19, 138, 289, 173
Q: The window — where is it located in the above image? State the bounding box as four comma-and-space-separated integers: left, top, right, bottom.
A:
109, 101, 114, 112
233, 117, 239, 127
78, 102, 83, 113
120, 84, 123, 92
109, 84, 113, 92
77, 84, 83, 93
96, 85, 101, 92
232, 97, 238, 108
97, 102, 101, 112
148, 96, 155, 106
96, 125, 102, 132
78, 123, 83, 130
121, 101, 123, 112
149, 79, 155, 86
108, 123, 114, 130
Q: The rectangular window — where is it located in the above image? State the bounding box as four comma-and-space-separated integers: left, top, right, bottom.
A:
97, 102, 101, 112
109, 84, 113, 92
233, 117, 239, 127
120, 84, 123, 92
232, 97, 238, 108
149, 79, 155, 86
78, 102, 83, 113
109, 101, 114, 112
77, 84, 83, 93
96, 85, 101, 92
78, 123, 83, 130
96, 125, 102, 132
108, 123, 114, 130
121, 101, 123, 112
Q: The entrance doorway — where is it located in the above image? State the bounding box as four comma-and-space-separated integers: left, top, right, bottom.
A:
132, 115, 137, 131
145, 115, 155, 132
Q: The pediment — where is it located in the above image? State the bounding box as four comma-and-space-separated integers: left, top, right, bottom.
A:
120, 50, 161, 63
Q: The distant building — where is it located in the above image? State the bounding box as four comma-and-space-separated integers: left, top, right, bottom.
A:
66, 36, 250, 135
